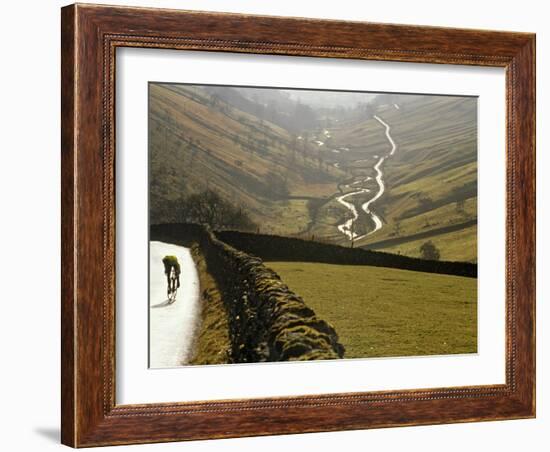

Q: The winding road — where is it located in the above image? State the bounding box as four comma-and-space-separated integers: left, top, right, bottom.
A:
335, 112, 398, 240
336, 188, 370, 240
149, 241, 201, 368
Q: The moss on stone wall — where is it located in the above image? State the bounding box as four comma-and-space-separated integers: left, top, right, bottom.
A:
151, 223, 345, 363
198, 229, 345, 363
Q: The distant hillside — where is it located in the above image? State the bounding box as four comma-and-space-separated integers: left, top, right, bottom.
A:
310, 95, 478, 262
149, 83, 346, 235
202, 86, 317, 133
149, 84, 477, 262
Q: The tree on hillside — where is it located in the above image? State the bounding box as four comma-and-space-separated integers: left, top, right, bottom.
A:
393, 221, 402, 236
418, 195, 433, 211
179, 190, 257, 231
420, 241, 441, 261
265, 171, 290, 199
292, 102, 317, 132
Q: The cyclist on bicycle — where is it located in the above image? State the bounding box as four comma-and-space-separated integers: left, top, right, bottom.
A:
162, 255, 181, 303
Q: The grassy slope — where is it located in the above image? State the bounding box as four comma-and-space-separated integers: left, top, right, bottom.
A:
189, 245, 231, 365
268, 261, 477, 358
381, 225, 477, 262
151, 85, 477, 262
150, 83, 345, 235
322, 96, 478, 262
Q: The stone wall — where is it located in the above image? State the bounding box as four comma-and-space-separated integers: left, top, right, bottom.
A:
217, 230, 477, 278
150, 223, 345, 363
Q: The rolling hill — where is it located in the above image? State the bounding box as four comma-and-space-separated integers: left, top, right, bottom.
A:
149, 83, 346, 235
149, 84, 477, 262
301, 94, 478, 262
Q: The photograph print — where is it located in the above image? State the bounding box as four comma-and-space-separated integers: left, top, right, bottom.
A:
148, 82, 478, 368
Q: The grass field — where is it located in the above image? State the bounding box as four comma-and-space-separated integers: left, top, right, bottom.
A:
267, 262, 477, 359
381, 224, 478, 263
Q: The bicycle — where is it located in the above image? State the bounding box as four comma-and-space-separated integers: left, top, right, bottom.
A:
167, 266, 178, 304
162, 255, 181, 305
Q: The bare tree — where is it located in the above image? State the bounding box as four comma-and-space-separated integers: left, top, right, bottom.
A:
180, 190, 257, 231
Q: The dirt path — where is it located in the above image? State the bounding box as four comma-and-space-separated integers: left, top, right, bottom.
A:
149, 241, 201, 368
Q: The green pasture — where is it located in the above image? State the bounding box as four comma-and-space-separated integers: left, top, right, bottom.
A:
268, 261, 477, 359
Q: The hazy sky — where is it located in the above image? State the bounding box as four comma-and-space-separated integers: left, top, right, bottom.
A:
281, 89, 379, 108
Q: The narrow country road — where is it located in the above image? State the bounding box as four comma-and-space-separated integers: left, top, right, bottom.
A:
335, 111, 398, 239
360, 115, 398, 235
336, 188, 370, 240
149, 241, 201, 368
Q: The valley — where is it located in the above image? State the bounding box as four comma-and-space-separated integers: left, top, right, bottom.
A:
149, 84, 477, 262
148, 84, 479, 366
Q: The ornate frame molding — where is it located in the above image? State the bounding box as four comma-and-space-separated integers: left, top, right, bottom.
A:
62, 4, 535, 447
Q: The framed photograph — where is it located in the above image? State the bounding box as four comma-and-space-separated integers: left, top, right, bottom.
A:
61, 3, 535, 447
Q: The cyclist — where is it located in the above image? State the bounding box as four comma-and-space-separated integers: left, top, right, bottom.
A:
162, 255, 181, 304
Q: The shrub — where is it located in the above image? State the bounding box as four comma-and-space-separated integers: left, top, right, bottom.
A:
420, 241, 441, 261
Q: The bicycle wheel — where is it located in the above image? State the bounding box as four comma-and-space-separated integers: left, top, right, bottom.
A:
168, 287, 177, 304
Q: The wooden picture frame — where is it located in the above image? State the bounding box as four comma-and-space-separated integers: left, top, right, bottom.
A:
61, 3, 535, 447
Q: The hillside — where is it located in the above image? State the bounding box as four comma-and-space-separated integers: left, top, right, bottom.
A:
302, 95, 478, 262
149, 83, 346, 235
150, 84, 477, 262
